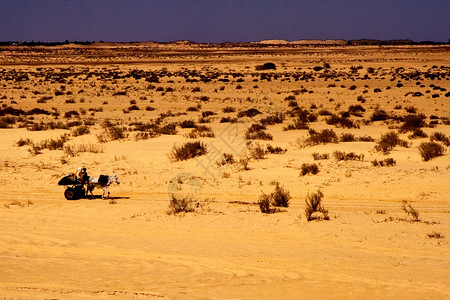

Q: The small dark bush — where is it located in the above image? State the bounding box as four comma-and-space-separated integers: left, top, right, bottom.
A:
258, 182, 290, 213
340, 133, 356, 142
259, 112, 284, 125
300, 163, 319, 176
237, 108, 262, 118
334, 151, 364, 161
318, 109, 332, 116
271, 183, 291, 207
97, 126, 128, 142
71, 125, 90, 137
326, 113, 358, 128
26, 122, 49, 131
168, 195, 195, 214
202, 111, 215, 118
255, 62, 276, 70
179, 120, 197, 128
64, 110, 79, 118
216, 153, 235, 166
266, 144, 287, 154
357, 135, 375, 142
408, 129, 428, 139
186, 125, 215, 138
169, 141, 207, 162
16, 137, 33, 147
370, 109, 389, 122
245, 124, 273, 140
258, 193, 273, 213
222, 106, 236, 113
418, 141, 445, 161
400, 114, 426, 132
371, 158, 396, 167
220, 117, 238, 123
404, 106, 417, 114
312, 153, 329, 160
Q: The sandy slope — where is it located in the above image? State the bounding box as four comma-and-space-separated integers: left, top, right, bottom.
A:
0, 45, 449, 299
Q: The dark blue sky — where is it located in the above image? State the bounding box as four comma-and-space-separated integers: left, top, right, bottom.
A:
1, 0, 449, 43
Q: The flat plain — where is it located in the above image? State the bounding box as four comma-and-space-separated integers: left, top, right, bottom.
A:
0, 43, 449, 299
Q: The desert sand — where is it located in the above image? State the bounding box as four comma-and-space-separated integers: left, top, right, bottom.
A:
0, 43, 449, 299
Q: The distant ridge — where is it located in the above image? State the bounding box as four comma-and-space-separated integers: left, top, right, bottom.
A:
0, 39, 448, 47
259, 39, 347, 45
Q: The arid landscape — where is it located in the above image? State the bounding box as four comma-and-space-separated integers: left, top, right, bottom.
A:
0, 43, 449, 299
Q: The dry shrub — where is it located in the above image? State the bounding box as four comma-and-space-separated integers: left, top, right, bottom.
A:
71, 125, 90, 137
427, 231, 445, 239
179, 120, 197, 128
430, 132, 450, 146
216, 153, 235, 167
259, 112, 284, 125
168, 195, 195, 214
235, 154, 250, 171
244, 124, 273, 140
375, 132, 408, 154
258, 182, 291, 213
258, 193, 273, 213
97, 126, 128, 142
305, 190, 329, 221
300, 163, 319, 176
186, 125, 215, 138
371, 158, 396, 167
301, 129, 338, 147
418, 141, 445, 161
255, 62, 276, 70
248, 142, 266, 160
326, 113, 359, 129
271, 183, 291, 207
16, 137, 33, 147
400, 114, 426, 132
169, 141, 207, 162
408, 129, 428, 139
333, 151, 364, 161
312, 152, 329, 160
64, 143, 104, 156
265, 144, 287, 154
223, 106, 236, 113
402, 201, 420, 222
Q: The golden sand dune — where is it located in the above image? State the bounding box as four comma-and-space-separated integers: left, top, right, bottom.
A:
0, 45, 449, 299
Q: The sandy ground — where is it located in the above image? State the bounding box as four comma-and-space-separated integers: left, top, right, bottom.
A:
0, 44, 449, 299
